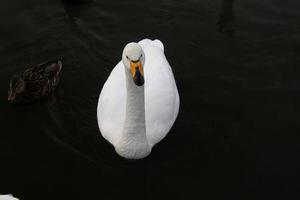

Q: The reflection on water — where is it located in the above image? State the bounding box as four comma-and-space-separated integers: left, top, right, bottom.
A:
218, 0, 235, 35
61, 0, 93, 20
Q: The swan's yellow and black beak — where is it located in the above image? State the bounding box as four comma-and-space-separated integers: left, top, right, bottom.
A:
130, 60, 144, 86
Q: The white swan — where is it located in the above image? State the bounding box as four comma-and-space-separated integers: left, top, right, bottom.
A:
0, 195, 19, 200
97, 39, 179, 159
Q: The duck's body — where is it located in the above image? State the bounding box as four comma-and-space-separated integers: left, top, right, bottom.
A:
8, 59, 62, 104
97, 39, 179, 159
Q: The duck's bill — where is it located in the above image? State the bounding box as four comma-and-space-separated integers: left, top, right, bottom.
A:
130, 61, 144, 86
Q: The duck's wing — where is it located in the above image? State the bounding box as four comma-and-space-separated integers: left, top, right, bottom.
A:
97, 62, 126, 145
139, 39, 180, 147
23, 60, 55, 81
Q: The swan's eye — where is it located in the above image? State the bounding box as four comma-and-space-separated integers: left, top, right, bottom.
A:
140, 54, 142, 57
126, 56, 129, 59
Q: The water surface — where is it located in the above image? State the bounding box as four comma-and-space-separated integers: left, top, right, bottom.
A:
1, 0, 300, 199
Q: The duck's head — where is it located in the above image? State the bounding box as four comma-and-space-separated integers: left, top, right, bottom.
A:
122, 42, 145, 86
44, 59, 63, 77
8, 75, 26, 103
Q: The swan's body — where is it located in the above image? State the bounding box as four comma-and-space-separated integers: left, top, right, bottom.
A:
97, 39, 179, 159
0, 195, 19, 200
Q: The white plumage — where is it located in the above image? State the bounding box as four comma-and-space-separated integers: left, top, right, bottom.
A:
0, 195, 19, 200
97, 39, 179, 159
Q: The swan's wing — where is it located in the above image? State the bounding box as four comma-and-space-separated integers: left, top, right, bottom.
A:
0, 195, 19, 200
97, 62, 126, 145
139, 39, 180, 147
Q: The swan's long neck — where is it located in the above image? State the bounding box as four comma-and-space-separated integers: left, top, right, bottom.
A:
115, 68, 150, 159
123, 69, 146, 136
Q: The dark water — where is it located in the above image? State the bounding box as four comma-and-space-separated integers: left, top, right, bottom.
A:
1, 0, 300, 199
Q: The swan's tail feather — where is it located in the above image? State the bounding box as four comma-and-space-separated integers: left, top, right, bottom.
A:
138, 38, 164, 51
152, 39, 164, 51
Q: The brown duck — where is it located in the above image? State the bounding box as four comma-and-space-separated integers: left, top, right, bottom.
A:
8, 59, 62, 104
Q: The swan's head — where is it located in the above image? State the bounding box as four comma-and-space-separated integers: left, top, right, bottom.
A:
122, 42, 145, 86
